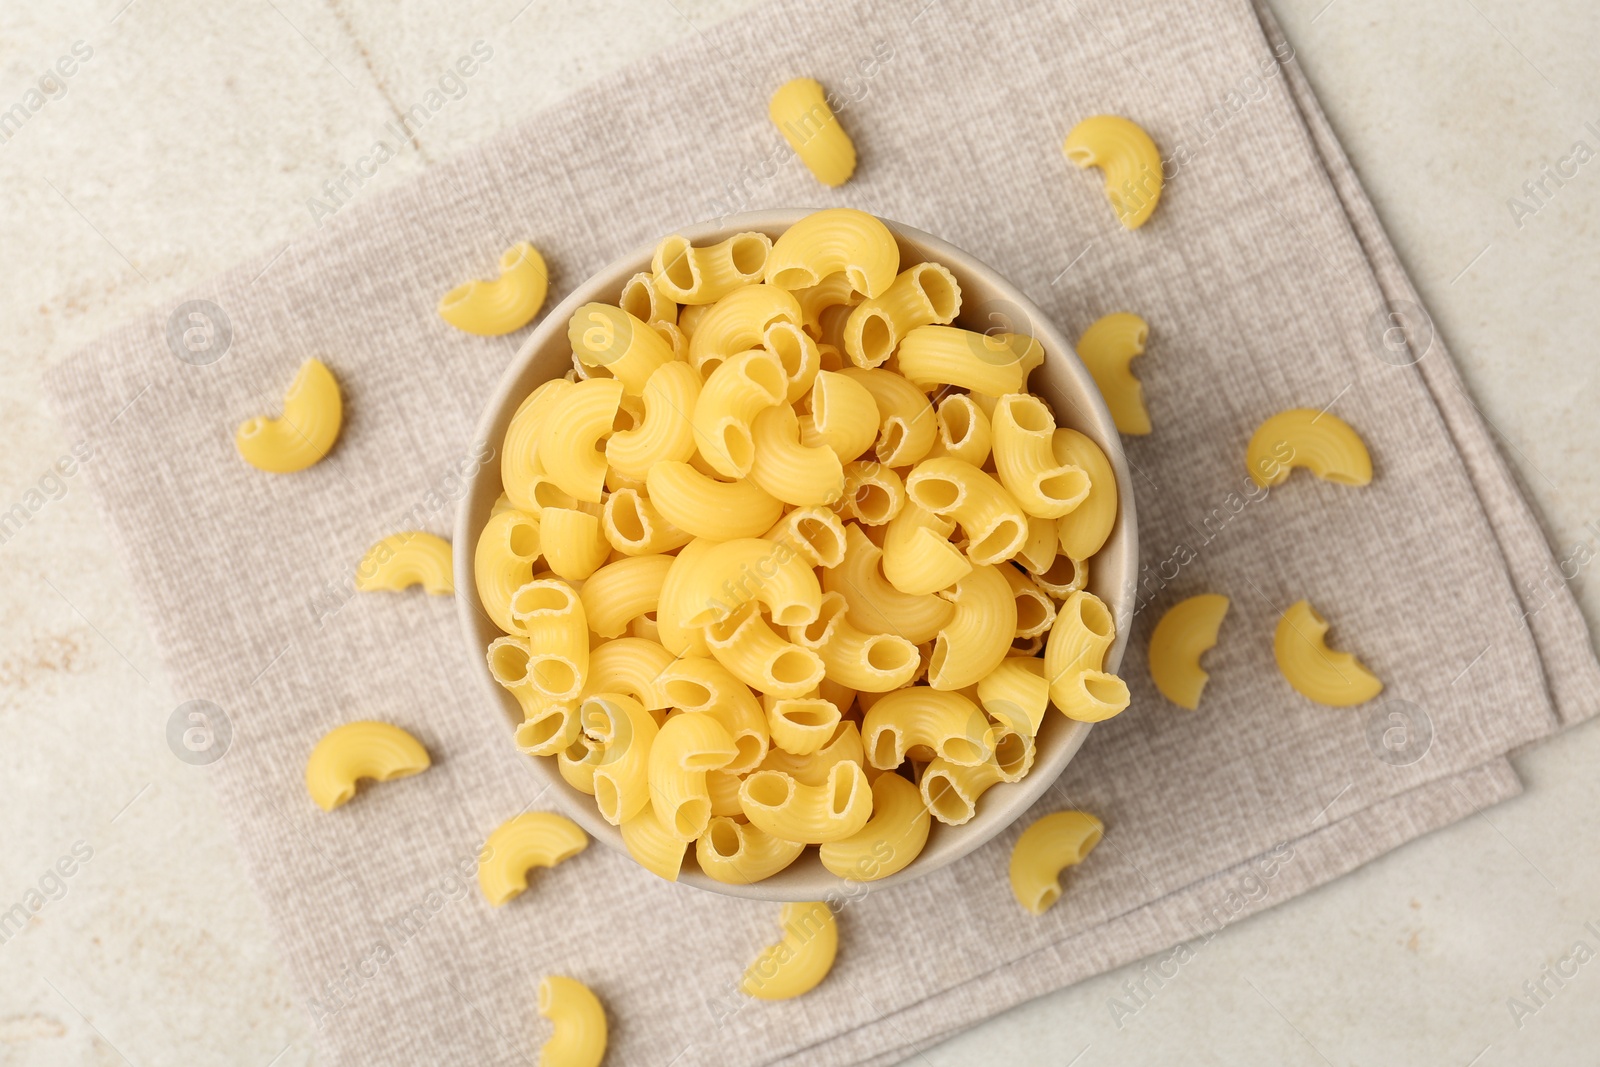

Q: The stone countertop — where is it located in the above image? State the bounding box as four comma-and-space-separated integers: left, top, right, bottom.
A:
1, 0, 1596, 1064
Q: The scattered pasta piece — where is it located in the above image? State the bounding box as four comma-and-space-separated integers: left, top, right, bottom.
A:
304, 721, 430, 811
1273, 599, 1383, 707
438, 241, 549, 336
477, 812, 588, 906
1147, 594, 1230, 710
1247, 408, 1373, 488
537, 975, 607, 1067
769, 77, 857, 188
1076, 312, 1151, 435
740, 901, 837, 1000
1062, 115, 1163, 229
1008, 810, 1104, 915
235, 359, 342, 473
353, 532, 454, 595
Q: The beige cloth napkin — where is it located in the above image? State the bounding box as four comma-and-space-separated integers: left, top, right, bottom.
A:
45, 0, 1600, 1063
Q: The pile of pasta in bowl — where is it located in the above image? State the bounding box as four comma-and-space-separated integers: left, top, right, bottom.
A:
473, 207, 1129, 890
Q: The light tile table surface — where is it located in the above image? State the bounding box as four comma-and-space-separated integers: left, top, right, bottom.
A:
2, 1, 1598, 1064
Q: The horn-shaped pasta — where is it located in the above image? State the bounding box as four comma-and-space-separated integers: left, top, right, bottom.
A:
1044, 589, 1117, 715
536, 975, 607, 1067
919, 756, 1004, 825
976, 655, 1051, 736
304, 721, 430, 811
882, 503, 971, 595
1063, 114, 1164, 230
488, 636, 580, 754
510, 579, 589, 700
692, 349, 788, 478
740, 901, 838, 999
1013, 514, 1058, 575
823, 524, 954, 644
1247, 408, 1373, 489
837, 460, 905, 526
557, 734, 604, 795
764, 505, 848, 568
842, 262, 962, 368
645, 462, 784, 541
476, 812, 587, 906
687, 285, 803, 373
619, 269, 677, 325
474, 508, 541, 634
764, 208, 898, 298
673, 535, 823, 629
754, 324, 817, 406
749, 404, 845, 506
583, 692, 659, 825
604, 360, 700, 480
538, 377, 623, 503
791, 591, 921, 693
1052, 670, 1130, 722
924, 392, 993, 466
838, 367, 937, 466
235, 359, 343, 474
1008, 810, 1104, 915
501, 379, 571, 513
1002, 563, 1056, 639
737, 760, 873, 843
769, 77, 857, 188
537, 507, 609, 581
656, 656, 769, 773
648, 712, 739, 840
763, 693, 844, 755
861, 687, 995, 769
601, 487, 693, 556
582, 636, 673, 710
705, 769, 745, 817
1148, 594, 1230, 710
656, 538, 715, 657
705, 603, 826, 699
513, 698, 582, 759
817, 771, 931, 880
697, 816, 805, 884
896, 326, 1041, 397
567, 303, 677, 394
759, 721, 864, 785
799, 370, 878, 463
577, 555, 672, 638
354, 531, 453, 595
1033, 552, 1089, 597
619, 802, 688, 881
796, 272, 860, 337
927, 565, 1016, 690
438, 242, 549, 335
991, 394, 1092, 518
653, 231, 772, 305
904, 457, 1030, 565
1052, 428, 1118, 560
1274, 598, 1383, 706
1077, 312, 1151, 435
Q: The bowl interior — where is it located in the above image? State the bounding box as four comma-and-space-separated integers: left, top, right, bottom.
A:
454, 210, 1137, 901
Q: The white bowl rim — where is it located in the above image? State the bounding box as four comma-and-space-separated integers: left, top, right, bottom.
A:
454, 209, 1137, 901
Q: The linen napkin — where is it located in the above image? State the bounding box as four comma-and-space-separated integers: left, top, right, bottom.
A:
44, 0, 1600, 1063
